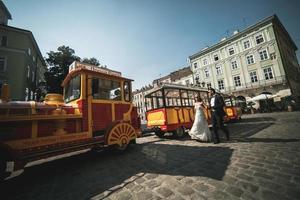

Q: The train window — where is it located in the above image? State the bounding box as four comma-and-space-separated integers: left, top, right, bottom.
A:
64, 75, 81, 103
124, 81, 131, 102
165, 89, 181, 107
92, 78, 121, 101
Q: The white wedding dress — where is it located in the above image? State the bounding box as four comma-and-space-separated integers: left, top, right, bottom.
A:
189, 102, 212, 142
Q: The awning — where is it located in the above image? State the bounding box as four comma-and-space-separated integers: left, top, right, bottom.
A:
249, 94, 273, 101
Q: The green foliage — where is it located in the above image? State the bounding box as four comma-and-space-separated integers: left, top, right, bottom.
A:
82, 57, 100, 66
44, 46, 100, 94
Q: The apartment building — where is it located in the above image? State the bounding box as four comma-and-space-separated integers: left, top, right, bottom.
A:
189, 15, 300, 104
0, 1, 47, 100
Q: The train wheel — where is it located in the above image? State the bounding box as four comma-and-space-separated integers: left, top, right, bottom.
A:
106, 122, 137, 152
173, 127, 185, 138
155, 131, 164, 138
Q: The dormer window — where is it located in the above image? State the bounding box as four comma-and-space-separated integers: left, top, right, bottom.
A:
214, 54, 219, 61
255, 34, 264, 44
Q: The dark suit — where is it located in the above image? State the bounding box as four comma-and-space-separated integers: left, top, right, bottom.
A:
210, 94, 229, 143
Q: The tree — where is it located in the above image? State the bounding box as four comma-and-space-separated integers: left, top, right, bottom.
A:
82, 57, 100, 66
44, 46, 80, 94
44, 46, 101, 94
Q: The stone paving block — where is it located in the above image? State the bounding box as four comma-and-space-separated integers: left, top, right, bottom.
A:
177, 185, 195, 196
258, 189, 290, 200
143, 180, 160, 189
136, 190, 155, 200
112, 190, 133, 200
156, 187, 174, 198
254, 172, 274, 180
237, 173, 254, 182
236, 180, 259, 193
222, 175, 238, 185
224, 186, 244, 198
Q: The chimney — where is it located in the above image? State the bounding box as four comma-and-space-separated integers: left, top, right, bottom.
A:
221, 37, 227, 42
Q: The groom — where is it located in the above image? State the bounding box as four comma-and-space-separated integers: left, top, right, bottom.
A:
208, 88, 230, 144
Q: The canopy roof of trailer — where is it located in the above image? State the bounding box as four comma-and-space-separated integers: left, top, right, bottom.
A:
145, 83, 208, 97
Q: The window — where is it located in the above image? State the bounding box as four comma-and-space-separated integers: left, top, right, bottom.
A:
194, 62, 198, 69
216, 64, 222, 75
233, 76, 241, 87
28, 48, 31, 55
214, 54, 219, 61
195, 73, 200, 84
92, 78, 121, 101
246, 55, 255, 64
1, 36, 7, 46
0, 56, 6, 72
64, 75, 81, 102
231, 60, 238, 70
27, 66, 30, 78
204, 68, 210, 78
270, 53, 276, 60
218, 79, 224, 90
207, 82, 211, 89
228, 47, 235, 55
243, 40, 250, 49
255, 34, 264, 44
249, 71, 258, 83
124, 81, 131, 102
33, 56, 36, 62
203, 59, 208, 66
259, 50, 269, 61
263, 67, 274, 80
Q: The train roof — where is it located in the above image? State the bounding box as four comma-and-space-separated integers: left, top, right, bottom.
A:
62, 61, 133, 86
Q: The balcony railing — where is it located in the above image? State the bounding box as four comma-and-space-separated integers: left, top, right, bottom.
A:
221, 75, 287, 93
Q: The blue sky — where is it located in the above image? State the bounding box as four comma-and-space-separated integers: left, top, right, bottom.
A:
4, 0, 300, 89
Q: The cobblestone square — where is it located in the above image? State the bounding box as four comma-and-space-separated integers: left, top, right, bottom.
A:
1, 111, 300, 200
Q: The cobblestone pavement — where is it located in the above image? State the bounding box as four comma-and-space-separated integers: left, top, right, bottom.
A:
1, 111, 300, 200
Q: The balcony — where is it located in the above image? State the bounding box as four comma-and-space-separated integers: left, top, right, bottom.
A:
223, 75, 287, 93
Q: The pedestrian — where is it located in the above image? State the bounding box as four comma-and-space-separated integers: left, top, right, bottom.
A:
208, 88, 230, 144
189, 96, 212, 142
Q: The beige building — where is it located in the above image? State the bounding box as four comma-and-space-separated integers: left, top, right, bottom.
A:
0, 1, 46, 101
189, 15, 300, 106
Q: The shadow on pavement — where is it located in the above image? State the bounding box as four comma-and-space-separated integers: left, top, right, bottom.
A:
0, 143, 233, 200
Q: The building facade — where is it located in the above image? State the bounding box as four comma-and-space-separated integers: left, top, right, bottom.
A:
189, 15, 300, 104
0, 1, 46, 101
133, 85, 153, 124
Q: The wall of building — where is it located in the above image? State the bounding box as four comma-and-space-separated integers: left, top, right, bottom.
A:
190, 22, 295, 100
0, 27, 46, 100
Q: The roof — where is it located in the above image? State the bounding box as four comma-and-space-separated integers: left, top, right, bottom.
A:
170, 66, 192, 81
145, 83, 208, 97
61, 65, 133, 87
189, 15, 297, 60
0, 1, 12, 19
0, 24, 46, 66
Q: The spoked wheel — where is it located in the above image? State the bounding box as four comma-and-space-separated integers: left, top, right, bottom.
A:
154, 131, 164, 138
173, 126, 185, 138
106, 122, 137, 153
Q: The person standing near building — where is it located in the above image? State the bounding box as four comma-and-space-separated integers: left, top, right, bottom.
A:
208, 88, 230, 144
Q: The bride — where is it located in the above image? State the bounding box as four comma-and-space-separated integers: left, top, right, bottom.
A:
189, 96, 212, 142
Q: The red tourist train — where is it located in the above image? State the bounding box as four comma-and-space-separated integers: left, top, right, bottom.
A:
0, 61, 141, 180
